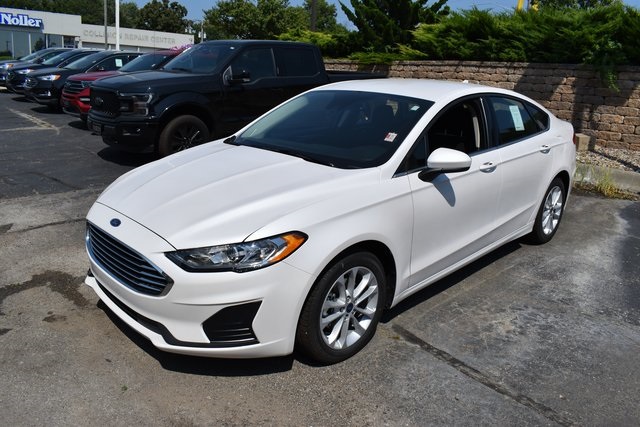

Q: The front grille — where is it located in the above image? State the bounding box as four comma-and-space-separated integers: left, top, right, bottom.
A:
90, 88, 120, 117
25, 77, 37, 88
86, 222, 172, 296
7, 71, 15, 81
64, 80, 84, 94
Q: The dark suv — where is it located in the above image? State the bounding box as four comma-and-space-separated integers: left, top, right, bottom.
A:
6, 49, 98, 94
23, 50, 142, 110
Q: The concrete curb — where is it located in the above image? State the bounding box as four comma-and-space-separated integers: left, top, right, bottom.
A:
574, 163, 640, 194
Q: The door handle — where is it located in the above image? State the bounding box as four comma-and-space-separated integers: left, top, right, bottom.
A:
480, 161, 497, 172
540, 144, 551, 154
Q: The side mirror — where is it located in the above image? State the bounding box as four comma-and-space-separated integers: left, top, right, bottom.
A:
419, 147, 471, 182
225, 69, 251, 84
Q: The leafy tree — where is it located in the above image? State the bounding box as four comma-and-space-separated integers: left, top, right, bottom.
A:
203, 0, 260, 39
340, 0, 450, 51
138, 0, 188, 33
1, 0, 140, 27
203, 0, 308, 39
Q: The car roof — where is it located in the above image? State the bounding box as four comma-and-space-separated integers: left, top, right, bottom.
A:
201, 40, 314, 48
315, 78, 518, 104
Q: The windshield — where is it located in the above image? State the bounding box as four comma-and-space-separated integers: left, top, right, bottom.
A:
18, 51, 42, 61
120, 52, 175, 72
42, 50, 82, 66
234, 90, 433, 169
164, 44, 235, 73
64, 52, 105, 70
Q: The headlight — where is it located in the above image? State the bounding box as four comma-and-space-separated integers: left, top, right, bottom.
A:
40, 74, 61, 81
118, 92, 154, 115
16, 68, 33, 74
166, 232, 307, 272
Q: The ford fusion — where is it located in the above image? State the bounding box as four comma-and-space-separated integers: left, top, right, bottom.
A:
85, 79, 576, 364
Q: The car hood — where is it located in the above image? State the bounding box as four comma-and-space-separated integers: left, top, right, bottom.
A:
96, 141, 373, 249
69, 70, 120, 81
91, 70, 218, 93
28, 66, 76, 77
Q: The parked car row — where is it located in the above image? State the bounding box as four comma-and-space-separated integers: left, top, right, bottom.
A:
1, 47, 183, 120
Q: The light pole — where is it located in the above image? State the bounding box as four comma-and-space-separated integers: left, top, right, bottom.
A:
115, 0, 120, 50
104, 0, 108, 49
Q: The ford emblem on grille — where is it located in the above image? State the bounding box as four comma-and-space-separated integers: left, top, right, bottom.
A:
110, 218, 121, 227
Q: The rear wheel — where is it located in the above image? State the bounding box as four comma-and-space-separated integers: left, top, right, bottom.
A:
296, 252, 386, 364
528, 177, 566, 244
158, 115, 209, 157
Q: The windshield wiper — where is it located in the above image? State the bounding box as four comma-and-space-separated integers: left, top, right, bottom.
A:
261, 146, 335, 167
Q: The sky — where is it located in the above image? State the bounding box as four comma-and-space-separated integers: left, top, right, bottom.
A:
131, 0, 640, 24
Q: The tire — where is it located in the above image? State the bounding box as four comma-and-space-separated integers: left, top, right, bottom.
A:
157, 115, 209, 157
528, 177, 566, 244
296, 252, 386, 365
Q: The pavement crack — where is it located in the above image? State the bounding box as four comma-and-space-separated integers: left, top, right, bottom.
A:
391, 324, 578, 427
7, 218, 85, 234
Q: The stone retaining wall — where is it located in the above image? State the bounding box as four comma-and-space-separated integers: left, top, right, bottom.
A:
325, 60, 640, 151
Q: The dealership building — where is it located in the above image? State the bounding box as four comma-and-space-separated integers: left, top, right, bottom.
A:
0, 7, 193, 58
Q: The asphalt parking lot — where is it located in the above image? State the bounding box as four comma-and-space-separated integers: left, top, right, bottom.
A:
1, 89, 639, 426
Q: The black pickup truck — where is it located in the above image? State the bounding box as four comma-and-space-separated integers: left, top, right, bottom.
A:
87, 40, 383, 156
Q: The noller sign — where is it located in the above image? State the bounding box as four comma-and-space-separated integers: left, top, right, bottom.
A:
0, 12, 43, 28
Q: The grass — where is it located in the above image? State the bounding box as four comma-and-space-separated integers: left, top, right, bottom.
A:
573, 164, 638, 200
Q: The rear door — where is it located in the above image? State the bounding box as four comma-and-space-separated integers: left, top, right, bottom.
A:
486, 96, 554, 238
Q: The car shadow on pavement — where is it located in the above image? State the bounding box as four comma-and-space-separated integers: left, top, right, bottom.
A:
10, 95, 31, 103
381, 240, 522, 324
67, 120, 88, 130
97, 300, 295, 375
97, 147, 157, 167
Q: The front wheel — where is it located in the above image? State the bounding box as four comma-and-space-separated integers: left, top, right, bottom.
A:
296, 252, 386, 365
157, 115, 210, 157
528, 177, 566, 244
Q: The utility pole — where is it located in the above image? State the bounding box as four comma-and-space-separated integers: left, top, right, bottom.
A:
311, 0, 317, 32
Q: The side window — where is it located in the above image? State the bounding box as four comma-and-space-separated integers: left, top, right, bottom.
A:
427, 99, 485, 155
93, 56, 126, 72
489, 96, 544, 145
230, 48, 275, 82
274, 47, 318, 77
402, 98, 485, 174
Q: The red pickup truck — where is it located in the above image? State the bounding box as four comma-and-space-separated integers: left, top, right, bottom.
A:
61, 49, 184, 122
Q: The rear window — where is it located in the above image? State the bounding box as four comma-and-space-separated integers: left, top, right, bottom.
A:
489, 96, 547, 145
275, 47, 318, 77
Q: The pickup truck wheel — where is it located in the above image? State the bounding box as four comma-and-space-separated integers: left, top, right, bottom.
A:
158, 115, 209, 157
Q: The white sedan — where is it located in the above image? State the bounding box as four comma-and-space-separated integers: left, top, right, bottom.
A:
84, 79, 576, 364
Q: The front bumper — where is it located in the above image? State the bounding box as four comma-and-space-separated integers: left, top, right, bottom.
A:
61, 93, 90, 119
88, 113, 159, 152
85, 203, 312, 358
24, 83, 61, 106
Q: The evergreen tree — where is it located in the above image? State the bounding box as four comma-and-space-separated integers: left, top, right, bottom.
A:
340, 0, 450, 51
